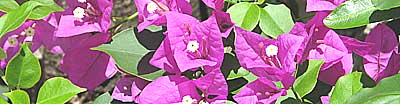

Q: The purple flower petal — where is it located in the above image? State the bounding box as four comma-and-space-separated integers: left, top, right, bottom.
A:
112, 77, 150, 102
201, 0, 224, 10
320, 96, 330, 104
212, 11, 234, 38
233, 78, 286, 104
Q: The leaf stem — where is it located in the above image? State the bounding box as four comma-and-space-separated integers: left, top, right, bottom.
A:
291, 87, 303, 103
109, 12, 139, 31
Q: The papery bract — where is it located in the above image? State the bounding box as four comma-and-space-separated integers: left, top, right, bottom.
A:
60, 33, 117, 90
363, 24, 400, 82
151, 12, 224, 73
56, 0, 113, 37
135, 0, 192, 31
306, 0, 345, 12
233, 78, 286, 104
320, 96, 330, 104
201, 0, 224, 10
112, 76, 150, 102
234, 26, 303, 89
212, 11, 234, 38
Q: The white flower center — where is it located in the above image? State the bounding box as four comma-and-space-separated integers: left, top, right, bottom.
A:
265, 45, 278, 57
73, 7, 85, 19
182, 95, 196, 104
187, 41, 199, 53
199, 100, 209, 104
77, 0, 86, 3
147, 2, 158, 13
24, 27, 35, 36
7, 36, 18, 47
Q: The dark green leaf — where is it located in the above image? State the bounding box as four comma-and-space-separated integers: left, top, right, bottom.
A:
324, 0, 377, 29
372, 0, 400, 10
93, 92, 112, 104
227, 2, 260, 30
346, 74, 400, 104
36, 77, 86, 104
259, 4, 294, 39
3, 90, 30, 104
92, 28, 164, 81
331, 72, 363, 104
0, 0, 19, 12
5, 43, 41, 89
293, 60, 324, 98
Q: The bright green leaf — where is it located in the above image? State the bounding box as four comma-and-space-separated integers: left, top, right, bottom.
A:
36, 77, 86, 104
0, 1, 41, 38
276, 88, 297, 104
372, 0, 400, 10
0, 48, 6, 59
257, 0, 265, 4
324, 0, 377, 29
0, 97, 7, 104
145, 25, 163, 32
227, 67, 251, 80
92, 28, 164, 81
93, 92, 112, 104
227, 2, 260, 30
0, 0, 19, 12
225, 100, 237, 104
5, 43, 41, 89
293, 60, 324, 98
28, 0, 64, 20
346, 74, 400, 104
259, 4, 294, 39
330, 72, 363, 104
3, 90, 30, 104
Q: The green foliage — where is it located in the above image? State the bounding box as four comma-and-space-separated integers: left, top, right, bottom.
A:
28, 0, 64, 20
330, 72, 363, 104
372, 0, 400, 10
293, 60, 324, 98
324, 0, 377, 29
5, 43, 41, 89
346, 74, 400, 104
3, 90, 30, 104
0, 0, 19, 12
227, 2, 260, 30
0, 48, 6, 59
93, 92, 113, 104
36, 77, 86, 104
259, 4, 294, 39
92, 28, 165, 81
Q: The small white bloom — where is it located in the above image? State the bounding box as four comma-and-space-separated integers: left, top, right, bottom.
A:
265, 45, 278, 57
7, 36, 18, 47
199, 100, 209, 104
24, 27, 35, 36
73, 7, 85, 19
77, 0, 86, 3
187, 41, 199, 53
182, 95, 196, 104
147, 2, 158, 13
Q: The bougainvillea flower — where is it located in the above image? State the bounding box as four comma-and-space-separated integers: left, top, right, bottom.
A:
135, 0, 192, 31
233, 78, 286, 104
320, 96, 330, 104
138, 70, 228, 104
55, 0, 113, 37
212, 11, 234, 38
112, 76, 150, 102
60, 33, 117, 90
201, 0, 224, 10
234, 26, 304, 89
306, 0, 345, 12
150, 12, 224, 73
362, 24, 400, 82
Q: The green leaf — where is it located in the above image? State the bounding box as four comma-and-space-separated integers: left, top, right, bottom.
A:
346, 74, 400, 104
93, 92, 112, 104
330, 72, 363, 104
36, 77, 86, 104
227, 2, 260, 30
324, 0, 377, 29
0, 48, 6, 59
276, 88, 297, 104
5, 43, 41, 89
0, 0, 19, 12
372, 0, 400, 10
145, 25, 163, 32
0, 1, 42, 38
92, 28, 164, 81
0, 97, 7, 104
3, 90, 30, 104
293, 60, 324, 98
257, 0, 265, 4
259, 4, 294, 39
225, 100, 237, 104
28, 0, 64, 20
227, 67, 251, 80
